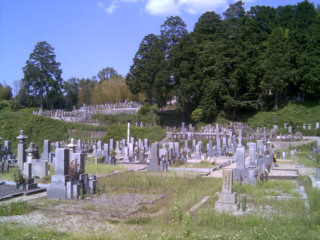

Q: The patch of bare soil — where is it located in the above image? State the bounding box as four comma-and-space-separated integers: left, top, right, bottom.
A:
40, 193, 162, 219
0, 193, 164, 233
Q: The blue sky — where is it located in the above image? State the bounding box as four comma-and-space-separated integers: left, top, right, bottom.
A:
0, 0, 319, 92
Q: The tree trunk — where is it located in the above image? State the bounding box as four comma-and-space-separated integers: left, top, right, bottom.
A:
39, 88, 44, 112
233, 90, 237, 119
274, 90, 278, 112
181, 111, 185, 123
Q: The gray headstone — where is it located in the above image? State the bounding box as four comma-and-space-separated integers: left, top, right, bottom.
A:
147, 142, 160, 171
4, 140, 11, 152
32, 160, 48, 178
41, 140, 51, 161
54, 148, 70, 175
235, 146, 245, 169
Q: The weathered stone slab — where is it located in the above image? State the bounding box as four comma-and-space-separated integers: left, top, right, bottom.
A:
222, 169, 233, 194
47, 185, 67, 199
32, 160, 48, 178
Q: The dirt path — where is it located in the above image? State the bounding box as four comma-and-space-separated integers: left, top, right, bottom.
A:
159, 132, 172, 144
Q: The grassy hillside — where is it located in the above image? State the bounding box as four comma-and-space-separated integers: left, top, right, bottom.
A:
0, 107, 166, 153
103, 124, 166, 143
0, 108, 108, 153
241, 102, 320, 135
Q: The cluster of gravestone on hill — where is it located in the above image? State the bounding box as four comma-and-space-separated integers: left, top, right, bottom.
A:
33, 101, 142, 123
171, 122, 320, 142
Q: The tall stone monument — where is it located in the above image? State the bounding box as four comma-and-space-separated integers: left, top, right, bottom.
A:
47, 148, 70, 199
215, 169, 240, 212
16, 130, 28, 170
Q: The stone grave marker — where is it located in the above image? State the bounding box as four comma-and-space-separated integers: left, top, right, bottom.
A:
215, 169, 240, 212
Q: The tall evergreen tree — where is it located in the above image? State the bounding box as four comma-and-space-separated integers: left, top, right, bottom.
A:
126, 34, 165, 105
22, 41, 63, 110
261, 28, 291, 111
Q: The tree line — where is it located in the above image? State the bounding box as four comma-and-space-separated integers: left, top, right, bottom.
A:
15, 42, 143, 111
126, 0, 320, 121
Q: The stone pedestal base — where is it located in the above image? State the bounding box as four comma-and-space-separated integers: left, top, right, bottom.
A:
147, 162, 160, 172
215, 192, 240, 212
247, 168, 258, 185
24, 178, 38, 190
47, 185, 67, 199
215, 201, 240, 212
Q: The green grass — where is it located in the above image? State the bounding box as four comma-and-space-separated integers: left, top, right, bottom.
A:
241, 101, 320, 135
0, 201, 32, 216
172, 161, 216, 168
0, 108, 108, 153
1, 171, 319, 240
234, 179, 298, 197
92, 113, 136, 125
293, 141, 320, 167
103, 124, 166, 143
85, 163, 125, 175
0, 224, 69, 240
0, 171, 15, 182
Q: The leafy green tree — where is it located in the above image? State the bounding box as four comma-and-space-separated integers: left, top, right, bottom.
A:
0, 84, 12, 100
191, 108, 203, 123
261, 28, 291, 111
160, 16, 188, 54
22, 41, 63, 110
126, 34, 165, 105
193, 11, 222, 36
288, 1, 320, 100
223, 0, 245, 20
126, 1, 320, 122
77, 78, 96, 106
97, 67, 119, 81
63, 78, 79, 110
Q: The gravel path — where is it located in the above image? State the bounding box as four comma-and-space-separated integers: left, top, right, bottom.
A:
0, 191, 163, 234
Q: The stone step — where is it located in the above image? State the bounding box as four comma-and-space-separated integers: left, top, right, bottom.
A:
268, 170, 299, 179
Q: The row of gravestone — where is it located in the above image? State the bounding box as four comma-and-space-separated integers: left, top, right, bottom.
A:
93, 137, 149, 163
47, 148, 97, 199
233, 139, 275, 185
1, 130, 97, 198
178, 122, 306, 142
285, 123, 320, 130
33, 101, 142, 118
0, 132, 50, 180
0, 138, 16, 173
147, 142, 186, 172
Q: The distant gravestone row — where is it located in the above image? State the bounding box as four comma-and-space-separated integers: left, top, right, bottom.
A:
173, 122, 306, 142
33, 101, 142, 123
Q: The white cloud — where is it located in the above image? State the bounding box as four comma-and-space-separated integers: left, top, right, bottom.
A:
98, 0, 231, 15
238, 0, 256, 2
145, 0, 229, 16
178, 0, 229, 15
105, 2, 119, 14
145, 0, 180, 15
97, 0, 131, 14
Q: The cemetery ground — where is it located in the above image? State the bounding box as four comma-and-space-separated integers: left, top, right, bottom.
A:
1, 158, 320, 240
1, 104, 320, 239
